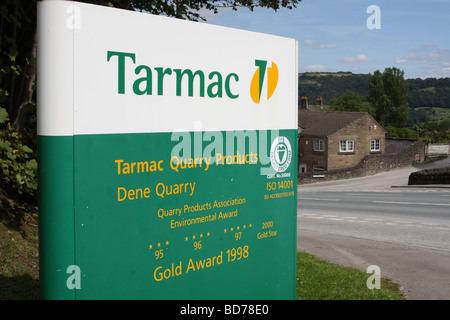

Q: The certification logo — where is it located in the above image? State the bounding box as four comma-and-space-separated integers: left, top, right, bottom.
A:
270, 136, 292, 173
250, 59, 279, 104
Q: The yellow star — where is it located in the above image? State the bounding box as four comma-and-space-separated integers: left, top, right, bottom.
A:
237, 226, 240, 230
157, 243, 161, 247
185, 237, 188, 241
149, 244, 153, 250
207, 232, 210, 236
193, 235, 196, 240
200, 234, 203, 238
166, 241, 169, 246
224, 228, 227, 233
243, 225, 246, 229
230, 227, 233, 232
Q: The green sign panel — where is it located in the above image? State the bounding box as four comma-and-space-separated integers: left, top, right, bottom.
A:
37, 1, 298, 299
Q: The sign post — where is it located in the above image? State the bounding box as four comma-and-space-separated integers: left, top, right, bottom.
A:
38, 1, 298, 299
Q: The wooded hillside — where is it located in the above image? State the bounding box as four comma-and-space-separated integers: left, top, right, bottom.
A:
298, 72, 450, 127
298, 72, 450, 109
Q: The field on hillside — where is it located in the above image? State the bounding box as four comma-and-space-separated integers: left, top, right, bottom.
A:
416, 107, 450, 122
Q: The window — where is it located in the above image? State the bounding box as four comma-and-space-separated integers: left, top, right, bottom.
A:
370, 140, 380, 152
339, 140, 354, 153
313, 139, 325, 152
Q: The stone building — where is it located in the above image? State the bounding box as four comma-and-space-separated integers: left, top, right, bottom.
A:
298, 109, 386, 174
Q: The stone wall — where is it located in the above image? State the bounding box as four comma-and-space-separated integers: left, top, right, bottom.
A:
408, 167, 450, 185
298, 139, 427, 184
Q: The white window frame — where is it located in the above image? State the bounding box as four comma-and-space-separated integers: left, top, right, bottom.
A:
370, 139, 380, 152
313, 139, 325, 152
339, 140, 354, 153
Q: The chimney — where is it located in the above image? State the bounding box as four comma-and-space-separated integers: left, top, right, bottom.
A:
300, 96, 308, 109
316, 96, 323, 107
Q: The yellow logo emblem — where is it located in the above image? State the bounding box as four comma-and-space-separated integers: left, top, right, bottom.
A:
250, 60, 278, 104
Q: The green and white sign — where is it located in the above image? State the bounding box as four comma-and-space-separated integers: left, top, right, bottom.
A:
38, 1, 298, 299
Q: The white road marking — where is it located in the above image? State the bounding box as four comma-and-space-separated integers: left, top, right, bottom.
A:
298, 213, 450, 230
299, 198, 341, 201
373, 200, 450, 207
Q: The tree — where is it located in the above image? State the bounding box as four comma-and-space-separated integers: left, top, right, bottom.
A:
384, 125, 418, 139
74, 0, 300, 21
0, 0, 301, 132
330, 90, 366, 112
0, 0, 37, 132
369, 67, 409, 128
415, 119, 450, 143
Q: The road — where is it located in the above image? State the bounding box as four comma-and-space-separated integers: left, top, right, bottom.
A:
297, 157, 450, 300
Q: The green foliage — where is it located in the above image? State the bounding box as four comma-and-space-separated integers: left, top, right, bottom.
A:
407, 107, 450, 127
0, 107, 8, 123
298, 72, 370, 105
384, 125, 418, 139
407, 78, 450, 109
298, 72, 449, 128
0, 107, 37, 200
369, 67, 409, 128
330, 90, 365, 112
414, 119, 450, 143
0, 0, 37, 117
330, 90, 375, 117
77, 0, 300, 21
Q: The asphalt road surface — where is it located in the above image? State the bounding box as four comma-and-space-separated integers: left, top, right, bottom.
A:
297, 157, 450, 300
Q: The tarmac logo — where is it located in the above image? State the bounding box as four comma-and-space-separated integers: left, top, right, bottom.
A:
250, 60, 278, 104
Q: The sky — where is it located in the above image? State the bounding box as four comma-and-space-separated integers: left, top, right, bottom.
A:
199, 0, 450, 79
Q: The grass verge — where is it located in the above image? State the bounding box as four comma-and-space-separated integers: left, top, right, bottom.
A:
0, 207, 39, 300
296, 251, 405, 300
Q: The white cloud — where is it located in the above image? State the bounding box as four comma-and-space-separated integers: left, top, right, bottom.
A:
424, 66, 450, 78
405, 53, 429, 64
400, 45, 450, 78
304, 65, 332, 72
395, 57, 407, 64
340, 54, 371, 63
303, 39, 338, 49
405, 53, 417, 59
428, 52, 440, 60
399, 46, 450, 69
408, 43, 438, 53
